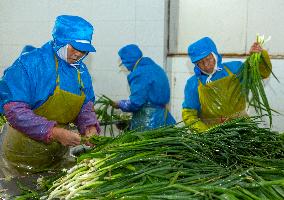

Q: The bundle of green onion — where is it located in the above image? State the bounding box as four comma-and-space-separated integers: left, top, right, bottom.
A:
17, 117, 284, 200
238, 35, 278, 126
0, 114, 6, 127
94, 95, 131, 136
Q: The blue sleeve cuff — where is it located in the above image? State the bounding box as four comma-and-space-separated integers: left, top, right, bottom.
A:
118, 100, 140, 112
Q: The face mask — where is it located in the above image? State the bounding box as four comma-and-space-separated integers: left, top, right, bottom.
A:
118, 58, 128, 73
118, 58, 123, 67
56, 44, 68, 62
119, 66, 129, 74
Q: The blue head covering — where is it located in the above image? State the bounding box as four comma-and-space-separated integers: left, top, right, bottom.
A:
21, 45, 36, 55
52, 15, 96, 52
188, 37, 223, 76
118, 44, 143, 71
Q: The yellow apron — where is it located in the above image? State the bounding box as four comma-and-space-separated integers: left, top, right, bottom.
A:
2, 56, 86, 173
198, 66, 247, 127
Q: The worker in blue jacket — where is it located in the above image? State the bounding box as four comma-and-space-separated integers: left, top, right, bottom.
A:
0, 15, 101, 173
114, 44, 176, 131
182, 37, 272, 132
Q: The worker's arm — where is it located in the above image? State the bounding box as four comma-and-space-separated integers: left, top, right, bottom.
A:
259, 50, 272, 79
182, 108, 208, 133
4, 102, 82, 146
182, 77, 208, 133
76, 65, 101, 136
75, 101, 101, 135
4, 101, 56, 142
117, 69, 149, 112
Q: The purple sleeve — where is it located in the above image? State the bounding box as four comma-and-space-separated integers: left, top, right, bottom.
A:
118, 100, 140, 112
3, 102, 56, 143
75, 101, 101, 135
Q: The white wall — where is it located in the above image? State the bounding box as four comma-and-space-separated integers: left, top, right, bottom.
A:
173, 0, 284, 55
0, 0, 168, 101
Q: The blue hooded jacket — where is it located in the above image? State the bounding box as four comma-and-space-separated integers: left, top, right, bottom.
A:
0, 15, 96, 113
118, 44, 171, 111
182, 37, 243, 111
20, 45, 36, 55
118, 44, 176, 129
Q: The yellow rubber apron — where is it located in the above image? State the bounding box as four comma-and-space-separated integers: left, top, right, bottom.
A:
2, 56, 86, 173
198, 66, 247, 127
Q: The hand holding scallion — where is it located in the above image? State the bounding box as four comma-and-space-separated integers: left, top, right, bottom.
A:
249, 42, 263, 54
82, 126, 98, 146
238, 34, 275, 126
112, 101, 120, 109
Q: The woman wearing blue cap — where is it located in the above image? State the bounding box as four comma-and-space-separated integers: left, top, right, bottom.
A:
182, 37, 272, 132
114, 44, 176, 131
0, 15, 100, 173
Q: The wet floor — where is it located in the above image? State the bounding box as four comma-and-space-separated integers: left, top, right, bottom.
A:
0, 172, 51, 198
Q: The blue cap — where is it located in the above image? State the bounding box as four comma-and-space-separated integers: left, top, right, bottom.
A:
52, 15, 96, 52
118, 44, 143, 71
188, 37, 217, 63
69, 40, 95, 52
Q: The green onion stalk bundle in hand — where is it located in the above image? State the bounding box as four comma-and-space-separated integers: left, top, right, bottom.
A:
238, 34, 278, 126
0, 114, 6, 127
94, 95, 131, 137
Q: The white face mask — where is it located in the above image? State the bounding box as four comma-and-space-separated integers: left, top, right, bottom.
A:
119, 66, 129, 74
118, 58, 128, 73
118, 59, 123, 67
56, 44, 68, 62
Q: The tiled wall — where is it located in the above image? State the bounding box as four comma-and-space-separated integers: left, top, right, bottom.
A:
0, 0, 168, 100
175, 0, 284, 55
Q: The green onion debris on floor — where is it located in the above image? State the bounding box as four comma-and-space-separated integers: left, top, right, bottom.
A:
15, 116, 284, 200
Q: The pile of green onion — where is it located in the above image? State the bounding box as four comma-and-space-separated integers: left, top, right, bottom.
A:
17, 117, 284, 199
